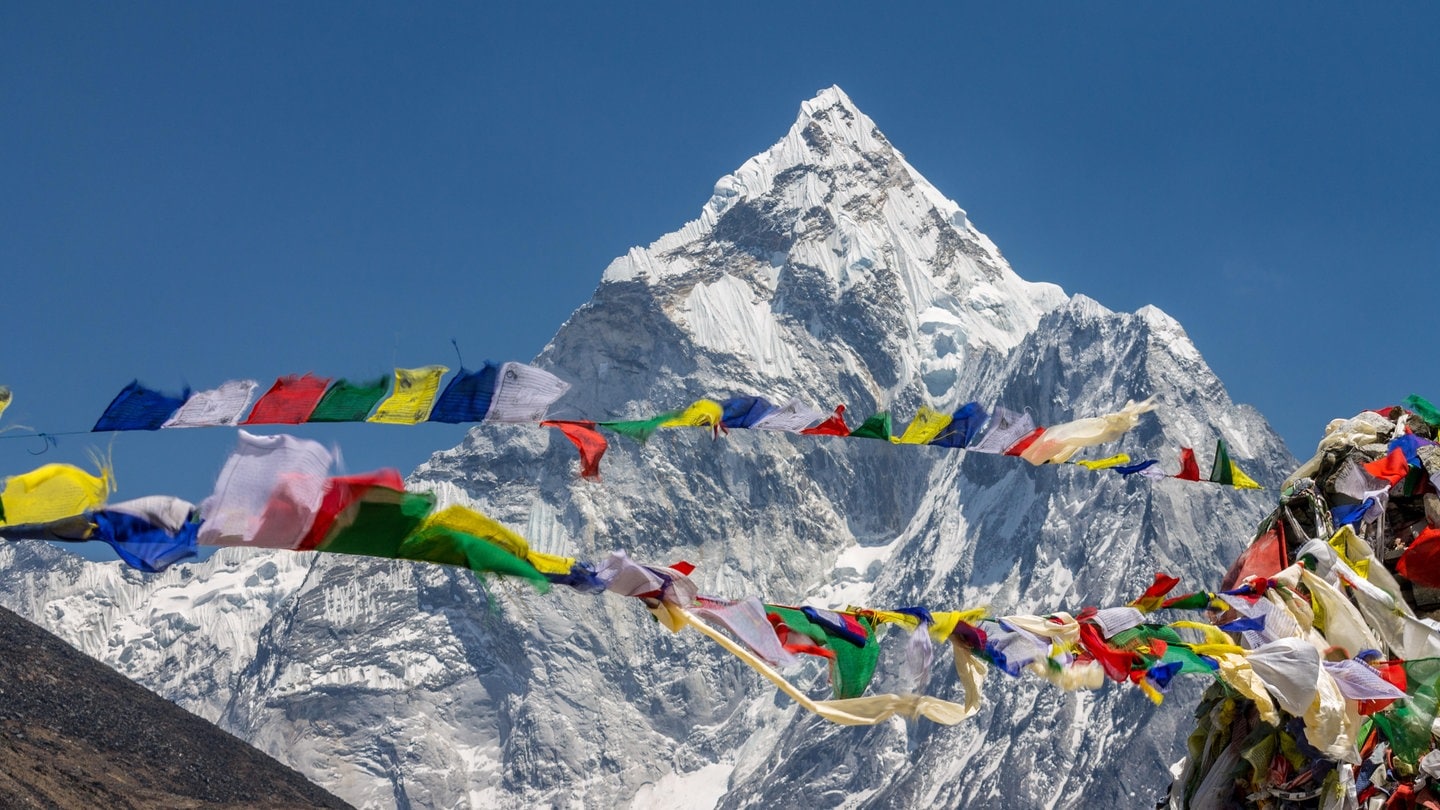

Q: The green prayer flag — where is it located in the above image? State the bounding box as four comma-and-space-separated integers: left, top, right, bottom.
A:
396, 526, 549, 591
308, 376, 389, 422
765, 605, 879, 699
599, 410, 682, 443
849, 412, 893, 441
316, 488, 434, 558
1375, 658, 1440, 768
1209, 439, 1234, 486
1404, 394, 1440, 428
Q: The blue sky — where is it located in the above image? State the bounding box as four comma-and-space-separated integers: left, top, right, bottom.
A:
3, 4, 1438, 541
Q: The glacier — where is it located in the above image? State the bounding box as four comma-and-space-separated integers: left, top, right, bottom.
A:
0, 85, 1294, 809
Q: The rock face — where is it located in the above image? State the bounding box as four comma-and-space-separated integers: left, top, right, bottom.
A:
0, 603, 352, 810
0, 86, 1294, 809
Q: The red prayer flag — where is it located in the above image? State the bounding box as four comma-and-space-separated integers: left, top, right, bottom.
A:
1175, 447, 1201, 481
243, 374, 333, 425
1365, 447, 1411, 486
542, 420, 608, 479
801, 405, 850, 436
1221, 521, 1288, 591
1359, 660, 1408, 715
1398, 527, 1440, 588
1078, 622, 1143, 682
1003, 427, 1047, 456
1132, 572, 1182, 612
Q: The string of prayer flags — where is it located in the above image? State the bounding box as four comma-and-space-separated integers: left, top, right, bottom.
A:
75, 372, 1279, 487
89, 362, 570, 431
1, 426, 1437, 762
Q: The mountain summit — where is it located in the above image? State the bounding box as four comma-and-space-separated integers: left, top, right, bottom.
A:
550, 85, 1064, 414
1, 87, 1290, 809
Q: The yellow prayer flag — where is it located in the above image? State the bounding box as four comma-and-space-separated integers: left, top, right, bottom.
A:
368, 365, 449, 424
420, 505, 529, 560
660, 400, 724, 430
1, 462, 113, 526
1075, 453, 1131, 471
1328, 526, 1371, 579
0, 386, 11, 421
929, 608, 987, 642
894, 406, 952, 445
1229, 462, 1262, 490
526, 550, 576, 577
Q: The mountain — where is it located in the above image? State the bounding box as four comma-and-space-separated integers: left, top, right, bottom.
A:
0, 603, 352, 809
0, 86, 1294, 809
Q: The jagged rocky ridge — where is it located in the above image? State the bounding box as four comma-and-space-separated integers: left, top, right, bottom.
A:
0, 86, 1294, 809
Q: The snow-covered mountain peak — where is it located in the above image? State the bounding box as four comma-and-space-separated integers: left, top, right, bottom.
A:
578, 86, 1066, 409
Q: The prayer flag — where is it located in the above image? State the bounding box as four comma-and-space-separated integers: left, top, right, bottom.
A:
163, 379, 259, 428
1365, 447, 1410, 485
0, 463, 113, 526
369, 365, 449, 424
0, 386, 10, 421
720, 396, 777, 429
314, 486, 435, 559
244, 374, 333, 425
307, 376, 389, 422
1114, 459, 1160, 476
1018, 397, 1156, 465
428, 364, 499, 424
895, 406, 952, 445
801, 405, 850, 436
849, 412, 893, 441
1220, 521, 1287, 590
1404, 393, 1440, 427
1175, 447, 1201, 481
1076, 454, 1130, 470
1208, 439, 1234, 485
542, 420, 607, 479
296, 470, 407, 550
929, 402, 988, 449
1397, 527, 1440, 588
198, 431, 333, 548
483, 362, 570, 423
94, 381, 189, 431
600, 411, 682, 443
395, 524, 549, 589
969, 407, 1035, 455
661, 400, 724, 432
751, 398, 826, 433
1003, 427, 1046, 457
90, 509, 198, 573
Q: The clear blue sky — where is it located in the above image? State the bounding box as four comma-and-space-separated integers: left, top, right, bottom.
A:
3, 4, 1438, 530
